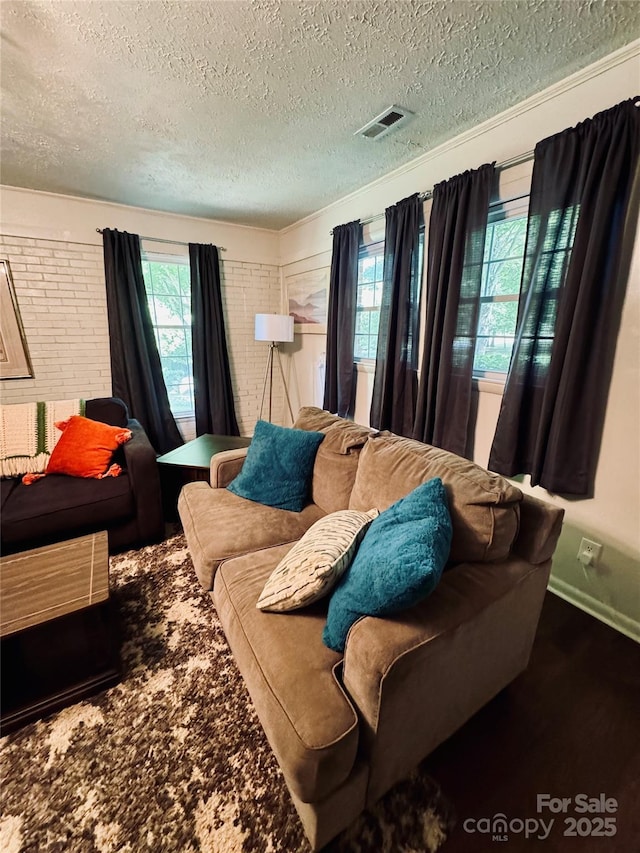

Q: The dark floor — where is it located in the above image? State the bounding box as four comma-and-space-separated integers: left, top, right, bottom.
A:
426, 592, 640, 853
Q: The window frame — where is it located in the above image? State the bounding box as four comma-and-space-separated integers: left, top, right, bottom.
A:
472, 194, 530, 384
141, 251, 194, 419
354, 239, 385, 363
353, 226, 425, 364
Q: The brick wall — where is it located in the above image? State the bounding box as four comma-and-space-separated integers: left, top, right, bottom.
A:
0, 233, 282, 437
0, 235, 111, 403
221, 260, 284, 435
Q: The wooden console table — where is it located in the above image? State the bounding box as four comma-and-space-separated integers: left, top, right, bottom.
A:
1, 531, 110, 637
0, 531, 120, 734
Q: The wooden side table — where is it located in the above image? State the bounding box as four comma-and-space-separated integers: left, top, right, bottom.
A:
1, 531, 110, 637
0, 531, 121, 734
157, 433, 251, 518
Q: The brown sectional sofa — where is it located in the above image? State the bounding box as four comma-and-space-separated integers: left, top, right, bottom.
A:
178, 407, 564, 850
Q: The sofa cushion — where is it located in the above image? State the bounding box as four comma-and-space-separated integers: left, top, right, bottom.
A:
213, 543, 360, 803
294, 407, 374, 514
324, 479, 452, 652
1, 472, 134, 550
293, 406, 347, 432
178, 482, 326, 591
227, 420, 324, 512
257, 508, 379, 612
349, 432, 522, 563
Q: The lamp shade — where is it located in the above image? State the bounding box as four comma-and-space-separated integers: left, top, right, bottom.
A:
255, 313, 294, 343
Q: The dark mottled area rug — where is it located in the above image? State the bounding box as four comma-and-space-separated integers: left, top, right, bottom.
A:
0, 533, 455, 853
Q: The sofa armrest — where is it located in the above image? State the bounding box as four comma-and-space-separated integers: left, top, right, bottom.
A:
342, 557, 551, 805
122, 419, 164, 544
210, 447, 248, 488
513, 493, 564, 564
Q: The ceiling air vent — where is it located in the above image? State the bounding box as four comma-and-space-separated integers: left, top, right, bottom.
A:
354, 105, 414, 140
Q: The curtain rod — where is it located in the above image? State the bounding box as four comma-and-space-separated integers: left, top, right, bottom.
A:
330, 149, 534, 233
95, 229, 226, 251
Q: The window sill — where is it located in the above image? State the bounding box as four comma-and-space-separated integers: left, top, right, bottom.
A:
354, 363, 505, 394
473, 376, 505, 395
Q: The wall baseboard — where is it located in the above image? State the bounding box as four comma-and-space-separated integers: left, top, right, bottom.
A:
548, 576, 640, 644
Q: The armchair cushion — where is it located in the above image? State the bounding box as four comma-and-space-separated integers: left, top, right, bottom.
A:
228, 420, 324, 512
323, 478, 452, 652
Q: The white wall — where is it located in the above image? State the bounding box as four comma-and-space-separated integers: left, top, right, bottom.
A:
0, 187, 283, 436
279, 250, 332, 423
279, 43, 640, 639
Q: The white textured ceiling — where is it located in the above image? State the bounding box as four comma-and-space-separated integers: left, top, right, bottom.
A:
1, 1, 639, 230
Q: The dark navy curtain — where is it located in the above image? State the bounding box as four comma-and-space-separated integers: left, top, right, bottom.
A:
413, 163, 495, 457
323, 220, 361, 418
189, 243, 239, 436
489, 97, 640, 495
102, 228, 183, 454
370, 194, 423, 436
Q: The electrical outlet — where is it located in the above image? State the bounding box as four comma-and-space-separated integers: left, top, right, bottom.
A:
577, 538, 603, 568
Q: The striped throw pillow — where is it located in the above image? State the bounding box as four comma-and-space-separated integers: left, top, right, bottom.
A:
256, 508, 379, 612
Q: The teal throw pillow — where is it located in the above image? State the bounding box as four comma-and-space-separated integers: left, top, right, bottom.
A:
323, 477, 452, 652
228, 420, 324, 512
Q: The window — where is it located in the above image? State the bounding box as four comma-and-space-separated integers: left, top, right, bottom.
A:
141, 256, 194, 417
350, 189, 575, 378
472, 197, 529, 378
520, 204, 580, 374
472, 196, 580, 379
354, 242, 384, 360
354, 233, 424, 361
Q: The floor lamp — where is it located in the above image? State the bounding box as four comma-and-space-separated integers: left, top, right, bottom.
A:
255, 313, 295, 423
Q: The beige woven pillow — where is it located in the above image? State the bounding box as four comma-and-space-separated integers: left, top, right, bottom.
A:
256, 508, 379, 612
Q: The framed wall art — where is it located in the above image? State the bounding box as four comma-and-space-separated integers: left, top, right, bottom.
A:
285, 266, 329, 335
0, 258, 33, 379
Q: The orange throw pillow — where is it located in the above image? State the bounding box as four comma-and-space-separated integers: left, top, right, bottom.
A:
23, 415, 132, 483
